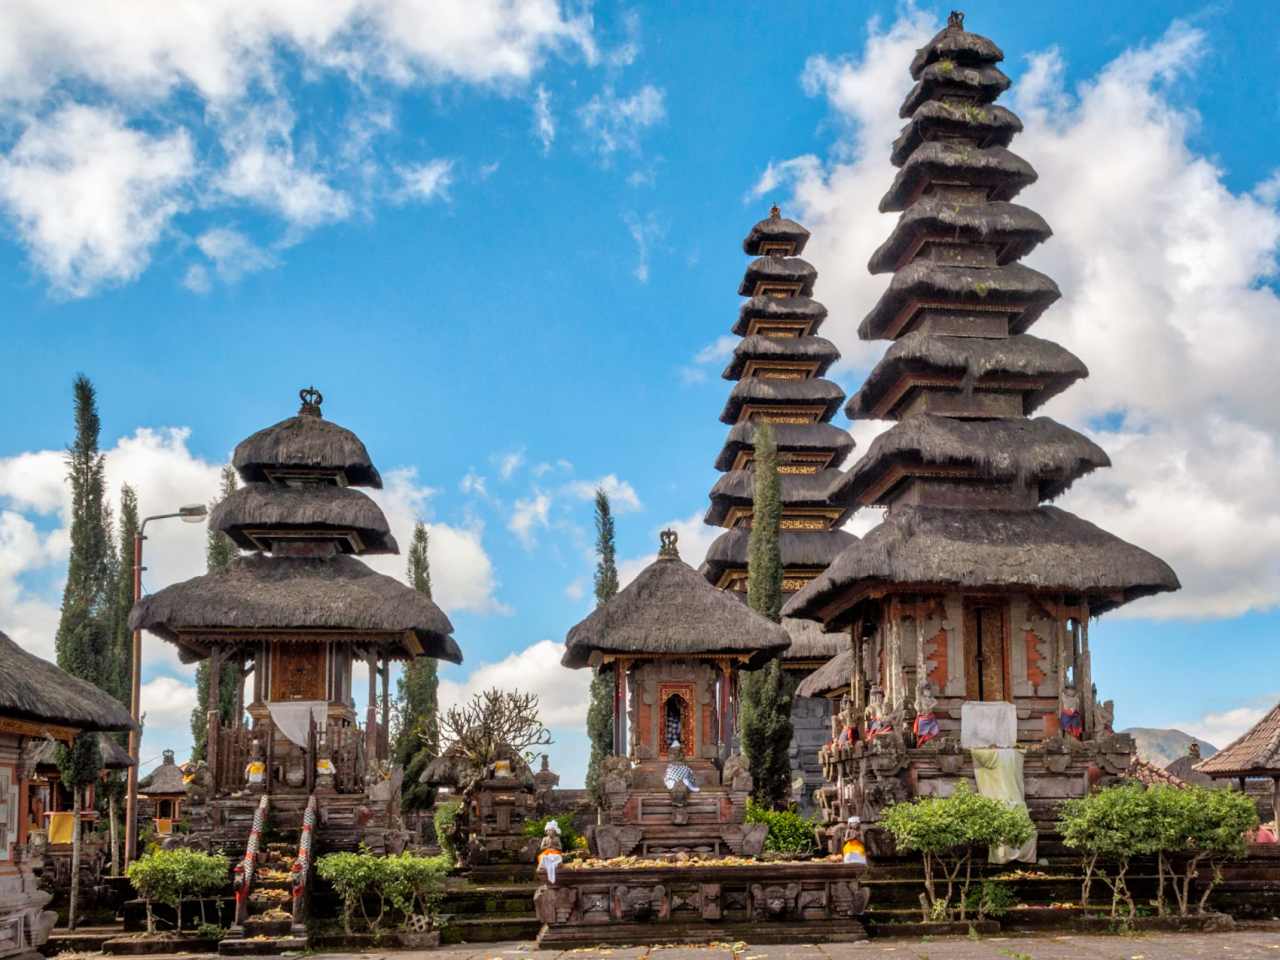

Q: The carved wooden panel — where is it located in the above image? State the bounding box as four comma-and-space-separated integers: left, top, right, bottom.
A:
270, 643, 326, 701
963, 601, 1009, 702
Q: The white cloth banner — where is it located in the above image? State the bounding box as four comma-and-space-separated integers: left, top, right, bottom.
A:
267, 700, 328, 749
960, 701, 1018, 749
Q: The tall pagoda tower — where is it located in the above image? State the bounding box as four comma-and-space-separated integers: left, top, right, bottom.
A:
784, 13, 1178, 819
132, 388, 460, 851
702, 208, 858, 805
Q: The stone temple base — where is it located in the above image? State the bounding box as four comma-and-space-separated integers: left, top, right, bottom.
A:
534, 861, 869, 949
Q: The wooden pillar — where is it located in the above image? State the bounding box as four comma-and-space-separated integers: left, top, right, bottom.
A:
1272, 777, 1279, 830
252, 644, 264, 705
234, 657, 245, 728
1055, 600, 1070, 717
380, 658, 391, 759
365, 649, 378, 771
207, 647, 224, 795
612, 662, 624, 756
851, 620, 866, 715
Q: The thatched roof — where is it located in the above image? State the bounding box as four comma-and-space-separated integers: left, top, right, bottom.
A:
859, 260, 1060, 340
782, 616, 842, 663
706, 468, 847, 524
743, 208, 810, 256
139, 752, 186, 795
831, 414, 1110, 505
909, 13, 1004, 79
0, 630, 134, 732
795, 648, 853, 698
783, 505, 1180, 623
1165, 750, 1215, 787
738, 256, 818, 297
233, 412, 382, 488
722, 335, 840, 380
734, 296, 828, 336
900, 62, 1010, 119
130, 554, 461, 664
720, 376, 845, 424
891, 101, 1022, 167
700, 528, 857, 582
846, 332, 1088, 419
715, 422, 855, 472
868, 199, 1050, 274
1195, 703, 1280, 778
881, 142, 1036, 213
97, 733, 136, 770
563, 544, 791, 669
210, 482, 398, 555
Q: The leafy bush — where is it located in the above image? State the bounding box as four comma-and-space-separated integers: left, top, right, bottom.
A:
1058, 783, 1159, 920
963, 879, 1017, 919
882, 781, 1033, 921
522, 813, 582, 852
315, 852, 449, 936
745, 801, 817, 856
126, 849, 228, 933
432, 800, 462, 867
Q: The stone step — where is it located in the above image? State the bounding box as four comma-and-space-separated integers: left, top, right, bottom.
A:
40, 925, 120, 955
440, 914, 540, 944
242, 917, 294, 938
219, 936, 308, 956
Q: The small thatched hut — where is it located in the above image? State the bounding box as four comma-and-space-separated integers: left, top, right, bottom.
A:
1195, 703, 1280, 828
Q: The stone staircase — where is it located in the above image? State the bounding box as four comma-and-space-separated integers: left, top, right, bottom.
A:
438, 880, 541, 944
219, 842, 305, 955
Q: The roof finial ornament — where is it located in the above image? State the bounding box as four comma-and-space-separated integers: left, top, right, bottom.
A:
298, 385, 324, 418
658, 528, 680, 560
948, 10, 965, 30
769, 203, 781, 220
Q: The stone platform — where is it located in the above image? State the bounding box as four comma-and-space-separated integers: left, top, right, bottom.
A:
534, 861, 869, 949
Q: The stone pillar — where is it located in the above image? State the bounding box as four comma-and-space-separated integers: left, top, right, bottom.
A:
851, 622, 866, 715
365, 649, 378, 771
379, 658, 390, 759
207, 647, 224, 794
1079, 616, 1095, 739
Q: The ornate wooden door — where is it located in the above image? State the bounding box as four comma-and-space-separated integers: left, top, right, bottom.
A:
963, 601, 1009, 702
270, 643, 326, 701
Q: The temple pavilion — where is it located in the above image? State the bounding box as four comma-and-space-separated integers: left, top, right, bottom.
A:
783, 12, 1179, 830
130, 388, 460, 851
1195, 702, 1280, 830
703, 208, 859, 806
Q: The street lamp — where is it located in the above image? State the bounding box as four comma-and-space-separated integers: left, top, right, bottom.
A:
123, 503, 208, 867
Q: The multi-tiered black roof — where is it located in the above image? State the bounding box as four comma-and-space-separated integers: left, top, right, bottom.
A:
702, 208, 857, 659
786, 13, 1177, 624
131, 388, 461, 663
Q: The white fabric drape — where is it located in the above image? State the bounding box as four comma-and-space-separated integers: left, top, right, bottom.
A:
267, 700, 328, 748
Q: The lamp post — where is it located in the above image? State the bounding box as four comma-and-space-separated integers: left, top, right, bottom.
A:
124, 503, 207, 867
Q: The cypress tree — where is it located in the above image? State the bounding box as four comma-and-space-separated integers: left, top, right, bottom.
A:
396, 522, 440, 811
55, 375, 111, 928
739, 422, 794, 807
109, 484, 139, 707
191, 465, 242, 760
584, 488, 618, 806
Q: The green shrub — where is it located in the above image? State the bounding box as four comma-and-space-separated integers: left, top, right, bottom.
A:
745, 801, 818, 856
1150, 784, 1256, 916
963, 879, 1017, 919
315, 852, 449, 936
522, 813, 581, 852
126, 849, 228, 933
882, 781, 1033, 922
432, 800, 462, 866
1059, 783, 1159, 920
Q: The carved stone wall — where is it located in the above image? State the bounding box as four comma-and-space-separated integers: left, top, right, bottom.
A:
789, 696, 832, 811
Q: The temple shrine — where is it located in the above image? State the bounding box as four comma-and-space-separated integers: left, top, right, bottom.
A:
130, 388, 461, 854
703, 208, 860, 806
782, 12, 1180, 849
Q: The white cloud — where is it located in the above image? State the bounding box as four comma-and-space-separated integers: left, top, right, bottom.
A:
459, 470, 488, 498
624, 210, 664, 282
190, 226, 276, 289
578, 84, 666, 160
564, 577, 585, 601
396, 158, 453, 203
766, 14, 1280, 619
533, 84, 555, 153
0, 104, 194, 297
437, 639, 589, 728
508, 492, 551, 548
618, 511, 721, 588
566, 474, 641, 513
1257, 170, 1280, 206
497, 448, 526, 480
1178, 701, 1277, 752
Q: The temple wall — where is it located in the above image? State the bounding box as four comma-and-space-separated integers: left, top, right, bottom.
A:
789, 695, 832, 809
0, 733, 55, 960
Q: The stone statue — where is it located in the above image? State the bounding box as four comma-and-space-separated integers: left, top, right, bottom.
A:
1060, 684, 1083, 739
841, 816, 867, 865
1097, 698, 1115, 738
537, 820, 564, 884
865, 686, 892, 741
663, 741, 700, 797
912, 680, 941, 748
835, 695, 859, 748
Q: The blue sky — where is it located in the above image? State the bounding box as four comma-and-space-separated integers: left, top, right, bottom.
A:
1, 1, 1277, 785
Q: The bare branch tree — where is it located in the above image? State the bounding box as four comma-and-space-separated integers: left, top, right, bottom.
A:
436, 688, 552, 781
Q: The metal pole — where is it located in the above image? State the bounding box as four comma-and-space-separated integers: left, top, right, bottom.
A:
124, 529, 143, 866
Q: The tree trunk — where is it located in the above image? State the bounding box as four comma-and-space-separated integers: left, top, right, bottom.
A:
69, 786, 83, 930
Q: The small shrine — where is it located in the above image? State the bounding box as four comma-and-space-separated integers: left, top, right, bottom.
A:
1195, 702, 1280, 831
563, 530, 789, 859
783, 12, 1180, 851
137, 751, 186, 836
423, 745, 544, 866
0, 630, 134, 960
131, 388, 461, 853
702, 207, 860, 807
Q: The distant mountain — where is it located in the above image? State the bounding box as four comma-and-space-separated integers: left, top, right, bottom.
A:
1122, 727, 1218, 769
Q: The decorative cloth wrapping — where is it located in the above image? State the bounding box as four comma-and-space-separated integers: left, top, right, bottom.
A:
47, 811, 75, 844
841, 836, 867, 865
663, 762, 700, 792
267, 700, 328, 749
969, 747, 1037, 864
538, 847, 563, 884
960, 701, 1017, 749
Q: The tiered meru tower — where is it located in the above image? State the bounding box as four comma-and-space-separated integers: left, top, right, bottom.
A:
784, 13, 1179, 823
702, 208, 858, 806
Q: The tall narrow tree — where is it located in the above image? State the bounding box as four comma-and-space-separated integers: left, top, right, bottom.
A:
396, 522, 440, 811
55, 375, 112, 928
739, 422, 794, 807
191, 465, 242, 760
585, 488, 618, 806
